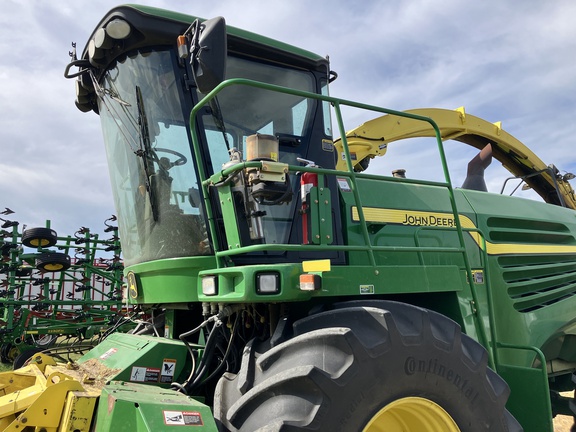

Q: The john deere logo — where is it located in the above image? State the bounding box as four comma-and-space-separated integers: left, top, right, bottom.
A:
127, 271, 138, 299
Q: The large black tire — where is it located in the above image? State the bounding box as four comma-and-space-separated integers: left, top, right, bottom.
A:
35, 252, 71, 272
0, 343, 18, 364
21, 227, 58, 248
215, 301, 522, 432
13, 347, 44, 369
15, 265, 33, 277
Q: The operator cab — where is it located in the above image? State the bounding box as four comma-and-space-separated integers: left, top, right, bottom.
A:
67, 6, 339, 267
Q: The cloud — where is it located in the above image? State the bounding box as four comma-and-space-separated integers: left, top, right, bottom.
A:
1, 0, 575, 240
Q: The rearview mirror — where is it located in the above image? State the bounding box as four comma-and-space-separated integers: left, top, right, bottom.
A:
190, 17, 227, 94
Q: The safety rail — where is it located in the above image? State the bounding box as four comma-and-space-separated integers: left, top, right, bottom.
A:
495, 343, 553, 431
189, 77, 478, 331
192, 82, 471, 251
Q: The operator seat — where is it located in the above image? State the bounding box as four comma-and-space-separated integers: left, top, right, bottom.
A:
461, 144, 493, 192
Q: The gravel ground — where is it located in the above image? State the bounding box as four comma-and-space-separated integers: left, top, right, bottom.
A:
554, 415, 573, 431
552, 391, 574, 431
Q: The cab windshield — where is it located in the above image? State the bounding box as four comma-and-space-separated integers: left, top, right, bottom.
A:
200, 56, 316, 248
98, 49, 318, 265
98, 49, 205, 266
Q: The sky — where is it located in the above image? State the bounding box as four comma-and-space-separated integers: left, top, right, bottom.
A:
1, 0, 576, 240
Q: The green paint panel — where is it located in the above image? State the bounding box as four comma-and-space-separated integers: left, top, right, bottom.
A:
95, 381, 217, 431
321, 265, 466, 296
309, 186, 333, 245
196, 262, 466, 303
198, 263, 306, 302
125, 5, 325, 63
127, 256, 216, 304
498, 364, 553, 432
496, 343, 553, 432
218, 184, 242, 249
79, 333, 190, 386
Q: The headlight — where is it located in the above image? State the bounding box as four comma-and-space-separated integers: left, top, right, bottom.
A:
202, 276, 218, 296
256, 273, 280, 294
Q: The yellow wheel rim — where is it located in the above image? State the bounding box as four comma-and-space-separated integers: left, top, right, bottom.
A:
43, 263, 64, 271
363, 397, 460, 432
7, 347, 18, 361
30, 238, 49, 247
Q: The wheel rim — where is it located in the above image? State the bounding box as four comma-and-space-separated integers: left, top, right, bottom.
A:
7, 346, 19, 362
43, 263, 64, 271
363, 397, 460, 432
29, 238, 49, 247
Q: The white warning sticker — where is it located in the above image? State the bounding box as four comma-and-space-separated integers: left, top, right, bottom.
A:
164, 411, 185, 425
130, 366, 160, 383
336, 177, 351, 192
161, 359, 177, 383
163, 410, 204, 426
130, 366, 147, 382
99, 348, 118, 360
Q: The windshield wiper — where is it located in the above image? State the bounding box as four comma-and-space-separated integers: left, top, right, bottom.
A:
135, 85, 159, 221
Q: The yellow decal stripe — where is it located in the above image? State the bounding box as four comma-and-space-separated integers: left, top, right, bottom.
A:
351, 207, 576, 256
352, 207, 475, 228
484, 242, 576, 255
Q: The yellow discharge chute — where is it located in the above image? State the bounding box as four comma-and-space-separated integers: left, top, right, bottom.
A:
334, 107, 576, 210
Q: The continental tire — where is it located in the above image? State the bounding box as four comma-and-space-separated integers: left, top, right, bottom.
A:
214, 301, 522, 432
21, 227, 58, 248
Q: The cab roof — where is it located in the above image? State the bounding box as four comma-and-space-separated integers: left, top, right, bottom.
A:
71, 4, 329, 113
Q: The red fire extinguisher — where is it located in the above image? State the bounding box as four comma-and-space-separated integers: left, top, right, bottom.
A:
300, 170, 318, 245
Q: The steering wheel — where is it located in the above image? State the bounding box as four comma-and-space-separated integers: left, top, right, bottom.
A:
153, 148, 188, 169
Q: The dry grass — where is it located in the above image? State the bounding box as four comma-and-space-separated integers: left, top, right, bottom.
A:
46, 358, 121, 392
